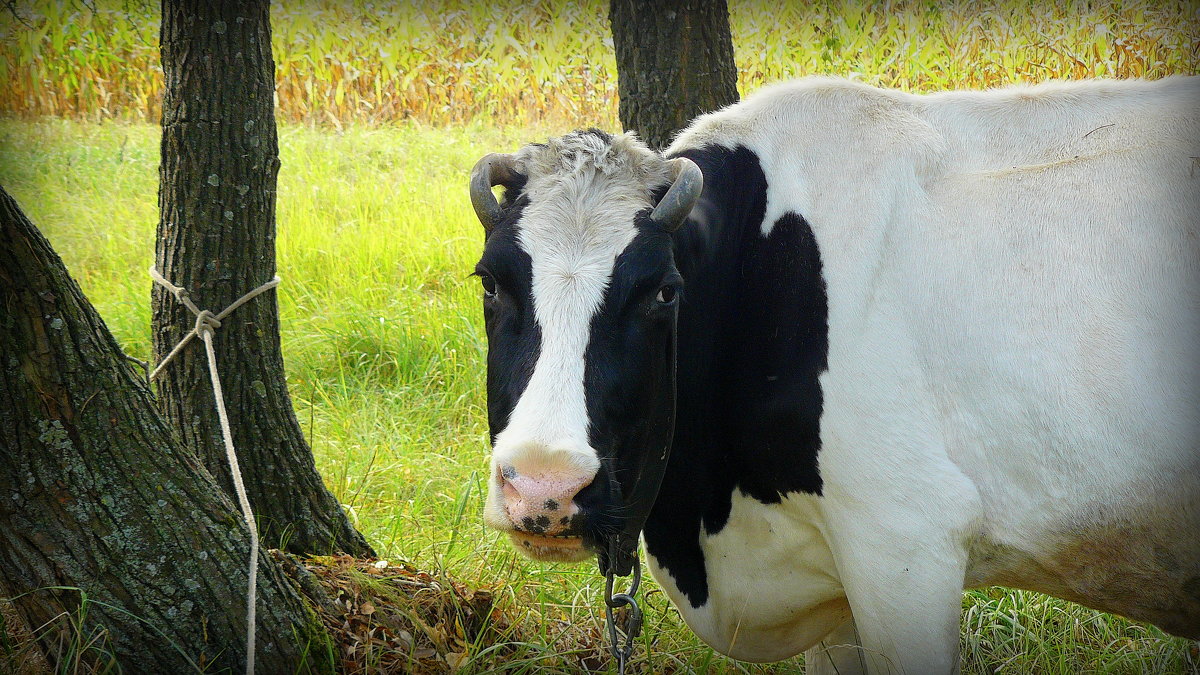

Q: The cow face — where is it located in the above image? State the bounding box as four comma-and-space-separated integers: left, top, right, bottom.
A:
469, 131, 701, 565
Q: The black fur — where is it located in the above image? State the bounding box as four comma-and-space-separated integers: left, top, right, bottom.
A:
477, 194, 539, 445
642, 145, 829, 607
580, 222, 681, 562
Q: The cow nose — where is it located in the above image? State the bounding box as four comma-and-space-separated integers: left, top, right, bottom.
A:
498, 464, 592, 535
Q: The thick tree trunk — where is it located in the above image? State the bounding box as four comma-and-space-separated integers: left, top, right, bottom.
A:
0, 186, 327, 672
154, 0, 372, 556
609, 0, 740, 150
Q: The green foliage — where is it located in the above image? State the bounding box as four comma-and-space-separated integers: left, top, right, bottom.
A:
1, 0, 1197, 127
1, 119, 1195, 673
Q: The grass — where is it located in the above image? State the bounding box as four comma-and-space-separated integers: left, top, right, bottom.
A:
1, 118, 1197, 673
1, 0, 1198, 127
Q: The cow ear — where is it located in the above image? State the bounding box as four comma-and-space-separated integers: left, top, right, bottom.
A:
651, 158, 703, 233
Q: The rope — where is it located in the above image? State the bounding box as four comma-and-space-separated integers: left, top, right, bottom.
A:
148, 266, 280, 382
148, 265, 280, 675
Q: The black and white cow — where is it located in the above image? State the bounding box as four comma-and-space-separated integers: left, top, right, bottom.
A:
468, 76, 1200, 673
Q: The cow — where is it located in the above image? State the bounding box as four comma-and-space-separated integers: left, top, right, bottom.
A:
467, 76, 1200, 673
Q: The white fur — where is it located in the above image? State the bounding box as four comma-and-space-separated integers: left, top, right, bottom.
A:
648, 491, 851, 661
652, 76, 1200, 672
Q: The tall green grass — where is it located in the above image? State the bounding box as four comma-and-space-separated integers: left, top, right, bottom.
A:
2, 0, 1198, 127
1, 118, 1195, 673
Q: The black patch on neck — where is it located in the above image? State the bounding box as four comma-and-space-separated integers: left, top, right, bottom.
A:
642, 144, 829, 608
720, 211, 827, 501
478, 195, 541, 445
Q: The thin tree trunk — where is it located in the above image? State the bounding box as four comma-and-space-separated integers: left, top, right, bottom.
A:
0, 186, 327, 673
609, 0, 740, 150
154, 0, 372, 557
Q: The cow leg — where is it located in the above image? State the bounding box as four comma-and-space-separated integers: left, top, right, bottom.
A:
804, 614, 868, 675
819, 507, 970, 674
815, 330, 984, 673
817, 456, 977, 674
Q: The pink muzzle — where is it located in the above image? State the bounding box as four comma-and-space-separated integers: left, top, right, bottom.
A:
498, 464, 592, 536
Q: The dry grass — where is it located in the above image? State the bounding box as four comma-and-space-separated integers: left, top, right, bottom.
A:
282, 552, 632, 674
1, 0, 1198, 128
0, 592, 53, 674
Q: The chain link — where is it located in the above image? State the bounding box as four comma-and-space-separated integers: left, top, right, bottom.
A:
604, 555, 643, 675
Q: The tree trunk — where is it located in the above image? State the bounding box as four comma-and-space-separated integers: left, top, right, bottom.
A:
0, 186, 328, 673
609, 0, 740, 150
154, 0, 372, 557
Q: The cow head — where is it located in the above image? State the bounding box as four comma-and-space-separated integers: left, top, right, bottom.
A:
469, 130, 702, 571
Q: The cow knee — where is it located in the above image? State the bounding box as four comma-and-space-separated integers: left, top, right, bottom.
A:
805, 616, 868, 675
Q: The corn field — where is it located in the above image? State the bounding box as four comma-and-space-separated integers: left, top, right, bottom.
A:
1, 0, 1198, 128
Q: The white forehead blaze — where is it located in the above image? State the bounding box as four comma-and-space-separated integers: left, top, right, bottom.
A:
492, 133, 671, 473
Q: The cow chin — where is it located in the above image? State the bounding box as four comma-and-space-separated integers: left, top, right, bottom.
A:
508, 532, 593, 563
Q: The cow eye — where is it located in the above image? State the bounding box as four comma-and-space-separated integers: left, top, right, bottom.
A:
656, 285, 678, 304
480, 274, 498, 298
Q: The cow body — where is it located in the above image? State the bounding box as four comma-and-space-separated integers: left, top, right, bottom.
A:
472, 76, 1200, 673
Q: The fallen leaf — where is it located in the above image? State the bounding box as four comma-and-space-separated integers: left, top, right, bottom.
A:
446, 651, 468, 669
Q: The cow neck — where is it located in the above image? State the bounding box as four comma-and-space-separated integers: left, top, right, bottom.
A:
643, 143, 830, 608
600, 321, 676, 578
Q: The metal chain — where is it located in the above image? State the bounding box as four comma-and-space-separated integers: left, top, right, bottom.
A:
604, 555, 643, 675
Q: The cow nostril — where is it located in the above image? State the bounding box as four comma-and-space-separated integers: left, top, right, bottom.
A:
498, 465, 593, 535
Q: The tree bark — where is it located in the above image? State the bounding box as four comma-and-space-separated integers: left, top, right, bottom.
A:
0, 186, 328, 673
609, 0, 740, 150
154, 0, 372, 557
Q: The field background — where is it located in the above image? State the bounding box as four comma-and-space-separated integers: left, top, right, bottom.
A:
1, 0, 1199, 672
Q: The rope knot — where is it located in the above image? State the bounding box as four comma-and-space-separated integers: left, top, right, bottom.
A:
147, 267, 278, 384
194, 310, 221, 337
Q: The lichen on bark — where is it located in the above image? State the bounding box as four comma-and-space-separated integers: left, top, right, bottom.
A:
0, 185, 331, 673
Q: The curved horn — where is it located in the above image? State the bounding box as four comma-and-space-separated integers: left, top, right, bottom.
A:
470, 153, 522, 231
650, 157, 704, 233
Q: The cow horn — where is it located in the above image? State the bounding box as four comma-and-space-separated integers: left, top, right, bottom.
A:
470, 153, 522, 231
651, 157, 703, 233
